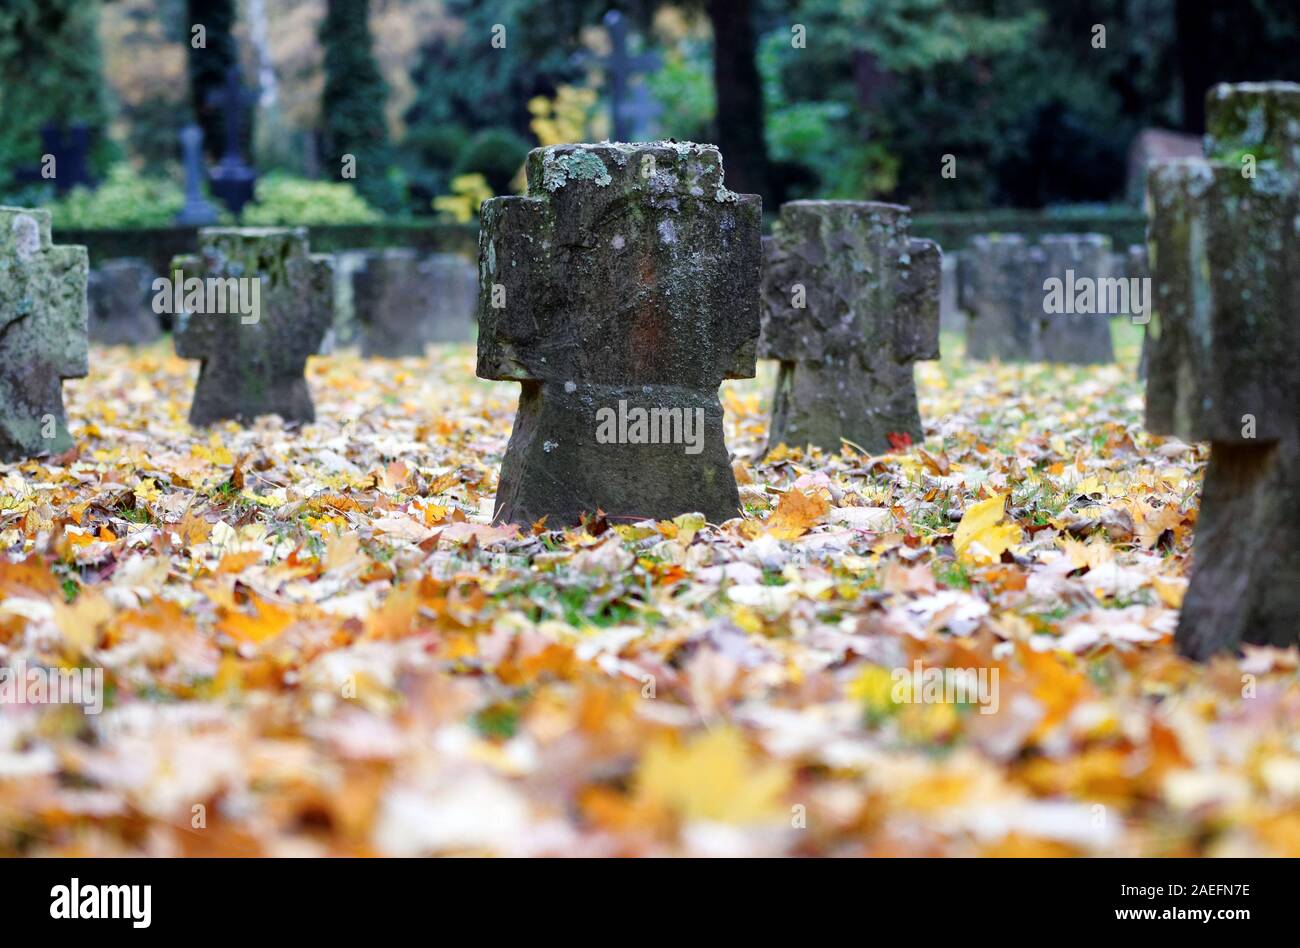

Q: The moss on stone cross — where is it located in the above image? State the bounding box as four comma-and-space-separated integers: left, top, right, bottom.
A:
0, 207, 89, 462
477, 142, 762, 526
758, 200, 941, 454
1145, 81, 1300, 658
171, 228, 334, 426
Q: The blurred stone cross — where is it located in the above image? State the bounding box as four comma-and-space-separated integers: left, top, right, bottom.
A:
174, 125, 220, 226
476, 142, 761, 526
1145, 81, 1300, 659
759, 201, 941, 455
40, 125, 96, 194
0, 207, 89, 461
600, 10, 661, 141
171, 228, 334, 426
205, 66, 258, 216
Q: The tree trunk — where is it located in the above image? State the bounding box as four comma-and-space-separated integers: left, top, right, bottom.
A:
1175, 0, 1213, 132
707, 0, 770, 204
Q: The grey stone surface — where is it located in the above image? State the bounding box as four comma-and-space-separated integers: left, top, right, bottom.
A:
477, 141, 761, 526
423, 253, 477, 343
759, 200, 940, 454
172, 227, 334, 426
88, 258, 160, 345
352, 250, 477, 356
962, 234, 1043, 361
1037, 234, 1115, 364
939, 251, 965, 334
0, 207, 88, 462
962, 233, 1117, 363
1145, 81, 1300, 658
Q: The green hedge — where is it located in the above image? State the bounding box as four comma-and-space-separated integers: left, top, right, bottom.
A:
57, 221, 479, 272
56, 208, 1148, 273
911, 207, 1147, 252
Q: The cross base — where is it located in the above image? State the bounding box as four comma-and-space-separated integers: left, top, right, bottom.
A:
767, 356, 923, 455
1176, 438, 1300, 658
493, 381, 740, 526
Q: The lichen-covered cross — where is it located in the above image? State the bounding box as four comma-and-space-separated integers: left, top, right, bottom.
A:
0, 206, 88, 462
477, 141, 761, 525
1146, 81, 1300, 658
759, 200, 940, 454
172, 228, 334, 426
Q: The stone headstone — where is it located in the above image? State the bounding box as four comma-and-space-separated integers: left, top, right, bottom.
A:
961, 234, 1043, 361
759, 200, 940, 454
88, 259, 161, 346
939, 251, 965, 334
352, 250, 477, 357
424, 253, 478, 343
962, 233, 1117, 364
1036, 234, 1115, 364
477, 141, 761, 525
1118, 243, 1150, 378
1146, 81, 1300, 658
331, 249, 372, 347
354, 249, 430, 358
1126, 128, 1201, 204
172, 228, 334, 426
0, 207, 88, 461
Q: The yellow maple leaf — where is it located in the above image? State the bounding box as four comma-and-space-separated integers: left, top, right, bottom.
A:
765, 487, 829, 539
953, 493, 1021, 565
218, 598, 295, 645
635, 727, 790, 824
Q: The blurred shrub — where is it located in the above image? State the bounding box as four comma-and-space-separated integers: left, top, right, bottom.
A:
433, 173, 493, 223
529, 86, 602, 147
241, 174, 382, 225
454, 128, 531, 195
47, 164, 185, 228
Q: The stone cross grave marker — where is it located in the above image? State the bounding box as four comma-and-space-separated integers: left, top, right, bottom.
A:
759, 200, 940, 455
0, 207, 88, 461
172, 228, 334, 426
1146, 81, 1300, 658
477, 141, 761, 526
88, 258, 160, 346
174, 124, 220, 227
205, 66, 258, 216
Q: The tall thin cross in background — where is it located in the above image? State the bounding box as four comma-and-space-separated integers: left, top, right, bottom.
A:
601, 10, 661, 141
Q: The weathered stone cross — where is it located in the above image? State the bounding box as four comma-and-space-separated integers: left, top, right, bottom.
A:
759, 200, 940, 454
172, 228, 334, 427
477, 141, 761, 526
0, 206, 88, 462
1146, 81, 1300, 658
205, 66, 258, 216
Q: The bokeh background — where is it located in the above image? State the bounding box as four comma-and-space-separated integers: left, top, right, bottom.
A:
3, 0, 1299, 232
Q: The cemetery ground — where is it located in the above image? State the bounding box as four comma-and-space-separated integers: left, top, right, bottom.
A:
3, 322, 1297, 858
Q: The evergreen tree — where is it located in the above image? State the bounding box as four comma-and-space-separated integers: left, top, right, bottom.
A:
319, 0, 400, 211
0, 0, 112, 189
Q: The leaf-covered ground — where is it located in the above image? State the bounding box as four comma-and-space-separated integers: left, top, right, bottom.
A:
3, 326, 1298, 856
